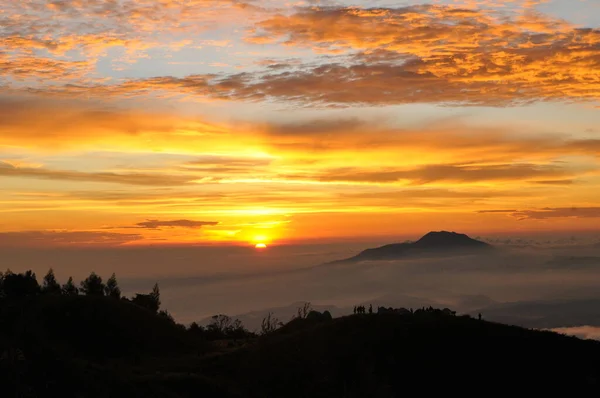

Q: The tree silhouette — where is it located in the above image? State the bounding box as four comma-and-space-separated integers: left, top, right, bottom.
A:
104, 273, 121, 299
208, 314, 234, 334
296, 302, 312, 319
261, 312, 282, 335
151, 283, 161, 308
80, 272, 105, 296
188, 322, 205, 334
131, 293, 159, 313
228, 318, 252, 340
62, 277, 79, 296
158, 309, 176, 323
3, 270, 39, 298
41, 268, 62, 295
131, 283, 161, 313
205, 314, 251, 340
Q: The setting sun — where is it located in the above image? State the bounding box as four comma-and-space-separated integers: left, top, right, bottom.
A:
255, 243, 267, 249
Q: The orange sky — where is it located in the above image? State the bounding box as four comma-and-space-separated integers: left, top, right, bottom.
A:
1, 0, 600, 247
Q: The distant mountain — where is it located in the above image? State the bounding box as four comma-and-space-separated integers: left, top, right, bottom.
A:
328, 231, 492, 264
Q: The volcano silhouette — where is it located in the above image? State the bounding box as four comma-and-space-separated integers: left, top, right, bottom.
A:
329, 231, 492, 264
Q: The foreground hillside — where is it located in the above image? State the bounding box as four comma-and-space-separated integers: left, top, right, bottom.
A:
0, 295, 213, 397
203, 312, 600, 396
1, 296, 600, 397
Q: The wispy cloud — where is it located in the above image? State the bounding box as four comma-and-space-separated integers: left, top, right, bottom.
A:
0, 161, 193, 186
0, 230, 142, 247
514, 207, 600, 220
288, 163, 575, 185
135, 219, 219, 229
477, 207, 600, 220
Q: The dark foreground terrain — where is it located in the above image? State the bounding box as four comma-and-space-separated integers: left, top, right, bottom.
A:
1, 295, 599, 397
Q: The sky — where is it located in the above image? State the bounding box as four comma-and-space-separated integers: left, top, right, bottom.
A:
1, 0, 600, 248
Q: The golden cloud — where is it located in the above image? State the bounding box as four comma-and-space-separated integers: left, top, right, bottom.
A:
3, 2, 597, 107
0, 98, 247, 152
0, 53, 93, 80
1, 98, 599, 170
0, 97, 598, 243
237, 4, 600, 106
0, 0, 272, 89
134, 219, 219, 229
291, 163, 574, 185
0, 160, 194, 186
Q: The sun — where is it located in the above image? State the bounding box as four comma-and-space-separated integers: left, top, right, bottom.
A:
255, 243, 267, 249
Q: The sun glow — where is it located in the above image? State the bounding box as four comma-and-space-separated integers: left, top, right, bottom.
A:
1, 0, 598, 249
255, 243, 267, 249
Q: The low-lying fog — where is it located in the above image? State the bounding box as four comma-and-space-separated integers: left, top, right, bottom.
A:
5, 239, 600, 337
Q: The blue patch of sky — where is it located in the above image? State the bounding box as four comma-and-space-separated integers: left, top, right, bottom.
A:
537, 0, 600, 27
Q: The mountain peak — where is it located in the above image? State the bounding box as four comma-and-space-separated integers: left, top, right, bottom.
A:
415, 231, 485, 247
327, 231, 491, 264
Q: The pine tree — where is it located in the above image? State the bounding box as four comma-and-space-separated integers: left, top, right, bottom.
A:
151, 282, 161, 310
62, 277, 79, 295
104, 273, 121, 299
42, 268, 62, 295
80, 272, 105, 296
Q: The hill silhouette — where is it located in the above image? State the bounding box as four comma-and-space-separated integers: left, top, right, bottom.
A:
0, 294, 216, 398
2, 295, 600, 396
328, 231, 492, 264
3, 269, 600, 396
198, 311, 600, 395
